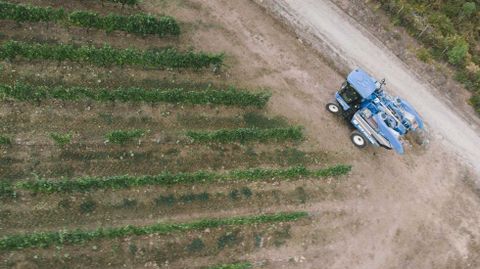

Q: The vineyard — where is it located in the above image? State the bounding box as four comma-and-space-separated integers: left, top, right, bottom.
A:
0, 0, 355, 268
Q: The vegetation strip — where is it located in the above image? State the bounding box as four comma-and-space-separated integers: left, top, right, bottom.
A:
16, 165, 352, 193
0, 82, 271, 108
0, 1, 180, 37
187, 127, 303, 143
105, 0, 138, 6
376, 0, 480, 113
0, 211, 308, 250
0, 40, 224, 69
206, 262, 252, 269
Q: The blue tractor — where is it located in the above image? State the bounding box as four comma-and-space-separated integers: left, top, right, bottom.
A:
326, 69, 424, 154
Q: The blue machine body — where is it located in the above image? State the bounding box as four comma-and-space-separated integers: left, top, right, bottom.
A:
334, 68, 424, 154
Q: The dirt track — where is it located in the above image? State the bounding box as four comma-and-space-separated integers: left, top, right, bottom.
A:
255, 0, 480, 176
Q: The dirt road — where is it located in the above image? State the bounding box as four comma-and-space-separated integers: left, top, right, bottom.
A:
255, 0, 480, 175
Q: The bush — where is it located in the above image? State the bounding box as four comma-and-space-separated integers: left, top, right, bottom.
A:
0, 2, 179, 37
50, 132, 72, 147
16, 165, 352, 193
187, 127, 303, 143
105, 129, 145, 145
416, 48, 432, 63
0, 82, 270, 108
0, 212, 308, 250
448, 39, 469, 66
0, 40, 224, 70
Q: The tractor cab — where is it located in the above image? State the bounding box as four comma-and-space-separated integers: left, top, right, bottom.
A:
333, 69, 378, 119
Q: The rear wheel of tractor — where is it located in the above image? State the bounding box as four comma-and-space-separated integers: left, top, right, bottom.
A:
326, 103, 340, 114
350, 131, 367, 148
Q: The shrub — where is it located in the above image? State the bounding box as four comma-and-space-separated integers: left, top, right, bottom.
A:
462, 2, 477, 17
0, 212, 308, 250
0, 41, 224, 70
187, 127, 303, 143
416, 48, 432, 63
105, 129, 145, 145
50, 132, 72, 147
448, 39, 469, 66
16, 165, 352, 193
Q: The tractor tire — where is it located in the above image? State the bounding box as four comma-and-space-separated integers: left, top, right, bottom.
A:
350, 131, 367, 148
326, 103, 340, 114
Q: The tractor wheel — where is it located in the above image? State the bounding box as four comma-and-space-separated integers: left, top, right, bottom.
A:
350, 131, 367, 148
326, 103, 340, 114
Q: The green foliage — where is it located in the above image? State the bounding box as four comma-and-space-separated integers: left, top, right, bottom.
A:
79, 199, 97, 214
377, 0, 480, 113
416, 48, 432, 63
217, 231, 239, 249
0, 1, 179, 37
243, 112, 288, 128
462, 2, 476, 17
0, 182, 15, 198
187, 238, 205, 252
447, 39, 469, 66
0, 212, 308, 250
106, 0, 139, 6
50, 132, 72, 147
0, 82, 270, 108
105, 129, 145, 145
68, 11, 180, 37
206, 262, 252, 269
0, 1, 64, 23
0, 40, 224, 69
187, 127, 303, 143
16, 165, 352, 193
0, 135, 11, 145
470, 93, 480, 114
155, 194, 176, 207
240, 187, 252, 198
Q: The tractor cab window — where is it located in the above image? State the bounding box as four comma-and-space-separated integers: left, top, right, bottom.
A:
339, 82, 362, 105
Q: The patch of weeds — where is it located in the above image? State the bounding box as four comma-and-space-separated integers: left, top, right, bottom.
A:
79, 199, 96, 214
416, 47, 433, 63
276, 148, 307, 165
58, 199, 71, 209
240, 187, 252, 198
295, 186, 307, 204
128, 243, 138, 255
0, 135, 11, 145
187, 238, 205, 253
254, 233, 263, 248
228, 189, 240, 200
98, 113, 114, 125
105, 129, 145, 145
155, 194, 176, 207
243, 112, 288, 129
50, 132, 72, 147
179, 192, 209, 203
273, 225, 291, 247
217, 231, 240, 250
120, 198, 137, 209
